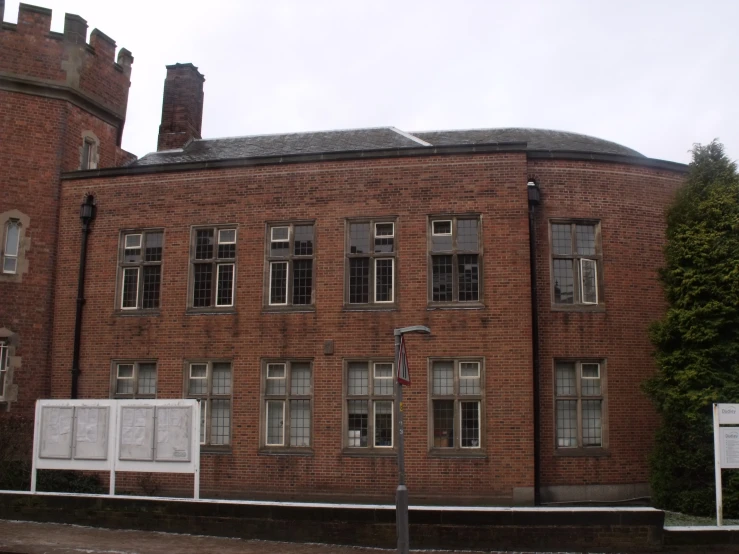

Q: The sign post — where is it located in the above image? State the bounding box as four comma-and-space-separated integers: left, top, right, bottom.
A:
713, 403, 739, 525
394, 325, 430, 554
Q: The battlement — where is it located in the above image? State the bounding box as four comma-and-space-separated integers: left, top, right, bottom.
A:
0, 1, 133, 118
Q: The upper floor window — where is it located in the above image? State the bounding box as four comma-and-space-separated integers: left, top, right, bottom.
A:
79, 133, 99, 170
345, 360, 395, 451
2, 220, 20, 274
112, 361, 157, 399
0, 340, 8, 400
119, 230, 163, 310
430, 359, 483, 450
187, 361, 232, 446
262, 360, 313, 449
555, 360, 606, 451
266, 223, 314, 307
429, 217, 481, 304
346, 220, 396, 306
550, 221, 602, 306
190, 227, 237, 309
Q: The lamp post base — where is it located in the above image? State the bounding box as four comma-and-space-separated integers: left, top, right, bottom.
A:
396, 484, 409, 554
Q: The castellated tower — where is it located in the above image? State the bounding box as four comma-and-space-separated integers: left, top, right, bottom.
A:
0, 2, 133, 415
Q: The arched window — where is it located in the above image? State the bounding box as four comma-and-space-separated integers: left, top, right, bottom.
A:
2, 220, 20, 274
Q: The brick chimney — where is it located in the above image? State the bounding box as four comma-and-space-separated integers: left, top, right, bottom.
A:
157, 63, 205, 151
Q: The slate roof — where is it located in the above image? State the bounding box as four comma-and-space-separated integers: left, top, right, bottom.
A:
130, 126, 644, 167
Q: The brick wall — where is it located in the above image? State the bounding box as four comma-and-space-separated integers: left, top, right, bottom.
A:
55, 152, 536, 503
530, 160, 684, 491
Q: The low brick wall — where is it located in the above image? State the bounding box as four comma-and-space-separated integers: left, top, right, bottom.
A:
0, 492, 664, 551
664, 526, 739, 548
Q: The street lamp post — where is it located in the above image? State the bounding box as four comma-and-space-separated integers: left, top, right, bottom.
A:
394, 325, 431, 554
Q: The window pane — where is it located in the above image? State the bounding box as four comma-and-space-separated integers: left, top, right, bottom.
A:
432, 361, 454, 395
457, 219, 479, 251
581, 259, 598, 304
575, 224, 596, 256
137, 363, 156, 396
433, 400, 454, 447
552, 259, 574, 304
271, 227, 289, 241
290, 399, 310, 447
216, 264, 234, 306
116, 364, 134, 395
270, 240, 289, 257
457, 254, 479, 301
349, 258, 369, 303
582, 400, 602, 446
219, 229, 236, 244
375, 259, 393, 302
195, 229, 214, 260
373, 363, 393, 396
5, 222, 20, 256
189, 364, 207, 395
212, 363, 232, 394
374, 223, 394, 253
348, 362, 369, 395
218, 242, 236, 259
266, 400, 284, 445
266, 369, 286, 395
555, 362, 576, 396
292, 260, 313, 305
349, 223, 370, 254
582, 366, 601, 396
211, 399, 231, 445
294, 225, 314, 256
199, 400, 206, 444
144, 232, 163, 262
193, 263, 213, 307
431, 221, 453, 251
124, 233, 141, 262
461, 401, 480, 447
141, 266, 161, 309
374, 401, 393, 447
551, 224, 572, 255
556, 399, 578, 447
291, 363, 311, 395
459, 362, 480, 395
270, 262, 288, 304
121, 268, 139, 308
347, 400, 368, 447
432, 255, 453, 302
3, 257, 17, 274
267, 363, 286, 378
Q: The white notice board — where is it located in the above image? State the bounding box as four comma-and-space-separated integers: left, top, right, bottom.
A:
33, 399, 201, 498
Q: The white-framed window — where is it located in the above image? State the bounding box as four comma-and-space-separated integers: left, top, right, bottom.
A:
266, 223, 314, 307
187, 361, 232, 446
2, 219, 20, 275
429, 216, 481, 303
346, 220, 396, 305
0, 340, 9, 399
550, 221, 602, 306
430, 359, 483, 449
81, 137, 97, 170
262, 361, 313, 448
112, 361, 157, 398
345, 360, 395, 450
555, 360, 606, 449
120, 231, 163, 310
191, 226, 237, 308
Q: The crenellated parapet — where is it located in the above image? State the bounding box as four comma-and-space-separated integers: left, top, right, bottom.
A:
0, 2, 133, 126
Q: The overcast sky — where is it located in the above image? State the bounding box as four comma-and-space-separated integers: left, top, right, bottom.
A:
14, 0, 739, 164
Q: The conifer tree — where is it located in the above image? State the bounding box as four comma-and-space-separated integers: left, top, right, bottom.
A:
644, 141, 739, 515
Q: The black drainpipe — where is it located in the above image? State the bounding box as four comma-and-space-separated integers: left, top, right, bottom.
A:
527, 180, 541, 506
71, 194, 96, 399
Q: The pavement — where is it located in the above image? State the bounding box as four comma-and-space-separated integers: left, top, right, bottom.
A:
0, 519, 555, 554
5, 518, 731, 554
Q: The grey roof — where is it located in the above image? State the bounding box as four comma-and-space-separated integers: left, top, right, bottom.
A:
411, 128, 644, 157
131, 126, 644, 167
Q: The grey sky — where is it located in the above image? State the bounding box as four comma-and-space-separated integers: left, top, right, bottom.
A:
19, 0, 739, 164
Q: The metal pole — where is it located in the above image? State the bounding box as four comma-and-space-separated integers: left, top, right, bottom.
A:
395, 333, 409, 554
72, 195, 95, 399
714, 403, 723, 526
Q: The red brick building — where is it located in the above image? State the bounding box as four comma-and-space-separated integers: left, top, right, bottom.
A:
1, 3, 686, 505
